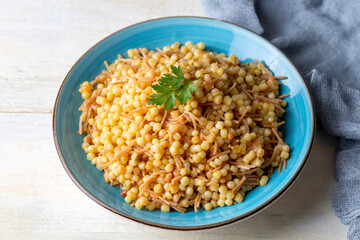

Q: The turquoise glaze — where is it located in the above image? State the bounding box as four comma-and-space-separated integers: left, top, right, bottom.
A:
53, 17, 314, 230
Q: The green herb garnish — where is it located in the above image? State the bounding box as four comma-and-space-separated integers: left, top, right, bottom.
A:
147, 65, 199, 110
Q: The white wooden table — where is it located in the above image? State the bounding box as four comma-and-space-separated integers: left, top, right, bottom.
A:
0, 0, 348, 239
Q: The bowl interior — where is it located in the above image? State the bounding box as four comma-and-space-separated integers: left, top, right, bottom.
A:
54, 17, 314, 229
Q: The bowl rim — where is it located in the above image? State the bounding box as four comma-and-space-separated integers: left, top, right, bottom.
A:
53, 16, 315, 231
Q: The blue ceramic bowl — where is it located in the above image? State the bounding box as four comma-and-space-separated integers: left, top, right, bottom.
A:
53, 17, 315, 230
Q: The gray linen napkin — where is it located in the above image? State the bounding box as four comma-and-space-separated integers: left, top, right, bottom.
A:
199, 0, 360, 239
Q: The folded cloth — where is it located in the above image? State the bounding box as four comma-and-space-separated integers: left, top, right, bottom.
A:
199, 0, 360, 239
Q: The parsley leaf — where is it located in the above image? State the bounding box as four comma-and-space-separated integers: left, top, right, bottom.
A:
175, 81, 198, 104
158, 73, 184, 89
170, 65, 184, 79
147, 65, 199, 110
148, 93, 175, 110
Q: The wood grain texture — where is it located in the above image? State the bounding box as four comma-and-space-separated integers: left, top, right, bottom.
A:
0, 0, 347, 239
0, 0, 206, 113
